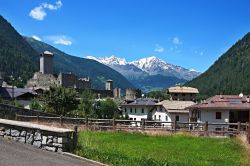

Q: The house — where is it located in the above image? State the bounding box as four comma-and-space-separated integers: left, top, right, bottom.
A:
0, 87, 37, 108
121, 98, 158, 121
168, 86, 199, 101
187, 95, 250, 130
153, 100, 195, 124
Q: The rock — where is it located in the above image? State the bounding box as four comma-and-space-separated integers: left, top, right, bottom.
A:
47, 138, 53, 145
58, 137, 69, 144
14, 137, 25, 143
11, 130, 20, 137
33, 141, 42, 148
45, 146, 56, 152
34, 132, 42, 141
5, 129, 11, 135
53, 137, 58, 143
52, 143, 62, 148
26, 134, 34, 144
42, 136, 47, 145
20, 131, 26, 137
47, 136, 53, 139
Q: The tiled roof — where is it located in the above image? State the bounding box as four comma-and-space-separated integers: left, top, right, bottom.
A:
157, 100, 196, 110
121, 98, 157, 106
168, 86, 199, 94
187, 95, 250, 110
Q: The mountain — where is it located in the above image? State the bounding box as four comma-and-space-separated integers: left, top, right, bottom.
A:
0, 15, 38, 85
86, 55, 200, 92
25, 37, 134, 90
186, 32, 250, 96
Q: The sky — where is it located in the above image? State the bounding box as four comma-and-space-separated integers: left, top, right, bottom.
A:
1, 0, 250, 72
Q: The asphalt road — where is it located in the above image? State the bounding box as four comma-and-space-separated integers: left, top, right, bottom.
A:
0, 138, 100, 166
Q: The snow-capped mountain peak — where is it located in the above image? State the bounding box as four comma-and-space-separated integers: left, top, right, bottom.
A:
86, 55, 201, 81
86, 55, 127, 65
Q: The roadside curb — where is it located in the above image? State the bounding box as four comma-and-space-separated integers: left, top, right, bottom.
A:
62, 152, 109, 166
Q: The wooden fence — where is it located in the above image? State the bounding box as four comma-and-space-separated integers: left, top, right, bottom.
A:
15, 114, 250, 143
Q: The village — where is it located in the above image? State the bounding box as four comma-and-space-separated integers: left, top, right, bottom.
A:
0, 51, 249, 131
1, 1, 250, 165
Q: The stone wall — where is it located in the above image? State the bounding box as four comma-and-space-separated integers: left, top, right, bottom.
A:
0, 119, 76, 152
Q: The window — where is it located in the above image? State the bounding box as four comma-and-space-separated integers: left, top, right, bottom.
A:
165, 116, 168, 121
176, 115, 179, 122
216, 112, 222, 119
134, 118, 136, 121
159, 115, 161, 120
141, 108, 144, 113
174, 93, 178, 96
129, 118, 133, 120
130, 108, 132, 113
135, 108, 137, 113
154, 115, 156, 120
182, 93, 186, 96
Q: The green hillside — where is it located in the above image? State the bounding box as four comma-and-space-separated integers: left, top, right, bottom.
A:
25, 37, 135, 90
186, 32, 250, 96
0, 15, 38, 84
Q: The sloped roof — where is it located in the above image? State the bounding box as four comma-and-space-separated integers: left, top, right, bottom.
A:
0, 87, 37, 99
121, 98, 157, 106
168, 86, 199, 94
157, 100, 196, 110
187, 95, 250, 110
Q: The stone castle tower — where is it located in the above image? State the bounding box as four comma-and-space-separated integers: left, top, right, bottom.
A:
105, 79, 113, 91
40, 51, 54, 74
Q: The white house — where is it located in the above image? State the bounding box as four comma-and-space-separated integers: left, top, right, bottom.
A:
153, 100, 195, 127
121, 98, 158, 121
187, 95, 250, 130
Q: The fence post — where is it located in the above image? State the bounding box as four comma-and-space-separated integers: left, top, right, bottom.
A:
237, 121, 241, 133
60, 115, 63, 126
36, 115, 39, 123
173, 121, 176, 133
112, 118, 116, 131
72, 126, 78, 150
86, 117, 88, 130
204, 121, 208, 136
141, 119, 145, 130
247, 122, 250, 144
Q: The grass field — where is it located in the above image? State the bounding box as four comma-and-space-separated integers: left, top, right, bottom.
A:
75, 131, 250, 166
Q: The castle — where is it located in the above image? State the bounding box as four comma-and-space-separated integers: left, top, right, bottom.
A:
26, 51, 121, 98
26, 51, 91, 91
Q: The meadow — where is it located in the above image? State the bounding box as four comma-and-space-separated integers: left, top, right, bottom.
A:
75, 131, 250, 166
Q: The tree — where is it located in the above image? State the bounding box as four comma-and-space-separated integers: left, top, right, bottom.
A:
43, 86, 78, 116
29, 98, 42, 110
76, 90, 96, 118
147, 90, 170, 101
96, 98, 118, 119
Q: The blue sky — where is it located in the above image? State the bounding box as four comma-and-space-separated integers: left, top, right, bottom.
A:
1, 0, 250, 72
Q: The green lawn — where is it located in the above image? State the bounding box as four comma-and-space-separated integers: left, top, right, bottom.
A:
75, 131, 250, 166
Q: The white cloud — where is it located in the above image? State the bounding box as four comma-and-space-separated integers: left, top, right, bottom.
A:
172, 37, 182, 45
154, 44, 165, 53
45, 35, 72, 46
43, 0, 62, 10
29, 1, 62, 21
29, 6, 46, 21
32, 35, 42, 41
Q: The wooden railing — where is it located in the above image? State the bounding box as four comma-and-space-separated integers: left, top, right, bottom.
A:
15, 114, 250, 142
